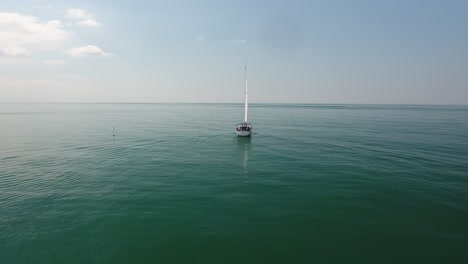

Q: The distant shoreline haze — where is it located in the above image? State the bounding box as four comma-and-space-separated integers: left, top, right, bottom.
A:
0, 102, 467, 106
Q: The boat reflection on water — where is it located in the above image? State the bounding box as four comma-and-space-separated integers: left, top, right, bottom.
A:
237, 136, 251, 174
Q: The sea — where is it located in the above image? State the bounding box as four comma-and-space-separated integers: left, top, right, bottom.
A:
1, 103, 467, 263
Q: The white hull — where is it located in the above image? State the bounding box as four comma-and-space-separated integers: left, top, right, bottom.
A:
236, 130, 251, 137
236, 122, 252, 137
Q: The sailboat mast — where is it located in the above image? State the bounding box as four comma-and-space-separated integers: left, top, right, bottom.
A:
244, 66, 248, 123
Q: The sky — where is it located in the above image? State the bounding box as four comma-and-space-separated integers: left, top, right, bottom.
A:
1, 0, 467, 104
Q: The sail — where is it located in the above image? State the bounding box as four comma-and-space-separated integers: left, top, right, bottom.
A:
244, 66, 248, 122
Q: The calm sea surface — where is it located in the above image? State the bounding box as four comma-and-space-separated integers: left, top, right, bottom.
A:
1, 103, 468, 263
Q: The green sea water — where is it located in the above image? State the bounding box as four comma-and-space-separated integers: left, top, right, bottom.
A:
1, 103, 468, 263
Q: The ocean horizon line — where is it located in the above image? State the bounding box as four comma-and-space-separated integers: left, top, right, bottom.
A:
1, 102, 467, 106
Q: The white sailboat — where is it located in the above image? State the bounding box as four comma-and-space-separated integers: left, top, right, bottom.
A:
236, 66, 252, 136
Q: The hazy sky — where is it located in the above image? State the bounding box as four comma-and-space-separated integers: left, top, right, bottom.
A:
1, 0, 467, 104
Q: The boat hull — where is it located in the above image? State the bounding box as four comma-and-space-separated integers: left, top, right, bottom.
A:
236, 130, 252, 137
236, 122, 252, 137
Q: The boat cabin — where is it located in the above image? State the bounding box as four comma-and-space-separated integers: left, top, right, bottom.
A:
236, 123, 252, 132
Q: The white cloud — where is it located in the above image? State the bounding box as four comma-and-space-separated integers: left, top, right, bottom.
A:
0, 12, 70, 56
66, 8, 88, 19
44, 60, 65, 65
77, 19, 100, 27
67, 45, 112, 57
66, 8, 100, 27
196, 35, 205, 42
1, 46, 28, 56
229, 39, 247, 45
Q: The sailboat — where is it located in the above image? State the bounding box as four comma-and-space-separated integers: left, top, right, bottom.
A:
236, 66, 252, 136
